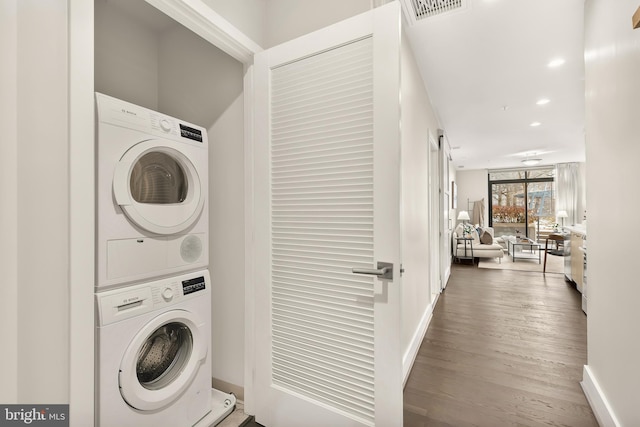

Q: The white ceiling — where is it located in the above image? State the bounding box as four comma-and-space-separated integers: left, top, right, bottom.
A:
402, 0, 586, 171
107, 0, 586, 172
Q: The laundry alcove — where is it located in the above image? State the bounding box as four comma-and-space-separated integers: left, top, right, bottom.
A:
94, 0, 247, 403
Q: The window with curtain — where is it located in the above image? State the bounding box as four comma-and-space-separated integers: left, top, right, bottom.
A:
489, 168, 556, 241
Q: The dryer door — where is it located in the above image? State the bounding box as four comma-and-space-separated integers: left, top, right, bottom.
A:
113, 139, 204, 235
119, 310, 208, 411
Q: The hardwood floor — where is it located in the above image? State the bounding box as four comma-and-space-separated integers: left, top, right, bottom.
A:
403, 265, 597, 427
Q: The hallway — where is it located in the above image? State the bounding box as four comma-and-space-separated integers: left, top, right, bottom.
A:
403, 265, 597, 426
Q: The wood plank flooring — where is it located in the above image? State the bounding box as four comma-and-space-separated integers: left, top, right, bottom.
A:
403, 265, 597, 427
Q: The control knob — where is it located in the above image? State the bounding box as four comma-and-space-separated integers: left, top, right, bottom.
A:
161, 287, 174, 301
159, 118, 171, 132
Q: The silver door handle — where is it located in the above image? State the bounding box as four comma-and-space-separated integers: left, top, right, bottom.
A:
352, 262, 393, 280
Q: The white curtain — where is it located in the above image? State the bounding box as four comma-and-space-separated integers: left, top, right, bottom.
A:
472, 198, 485, 226
556, 163, 579, 226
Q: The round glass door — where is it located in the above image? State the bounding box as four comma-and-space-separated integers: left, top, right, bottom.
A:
130, 152, 188, 205
113, 140, 205, 235
119, 311, 207, 411
136, 322, 192, 390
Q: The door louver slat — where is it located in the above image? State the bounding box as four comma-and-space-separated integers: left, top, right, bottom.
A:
270, 36, 375, 425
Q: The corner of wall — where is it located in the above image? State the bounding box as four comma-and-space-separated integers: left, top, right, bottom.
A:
208, 94, 246, 389
581, 365, 622, 427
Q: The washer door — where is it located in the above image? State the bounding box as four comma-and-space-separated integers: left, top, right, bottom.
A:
119, 310, 207, 411
113, 139, 204, 235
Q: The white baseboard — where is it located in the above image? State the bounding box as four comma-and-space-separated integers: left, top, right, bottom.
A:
402, 303, 434, 387
443, 266, 451, 289
581, 365, 621, 427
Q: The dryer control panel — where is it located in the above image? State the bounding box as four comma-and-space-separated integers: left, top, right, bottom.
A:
148, 113, 203, 143
96, 92, 207, 148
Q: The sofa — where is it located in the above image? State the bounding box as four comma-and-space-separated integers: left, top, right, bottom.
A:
452, 224, 504, 262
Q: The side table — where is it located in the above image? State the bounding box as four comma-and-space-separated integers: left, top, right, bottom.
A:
454, 237, 474, 264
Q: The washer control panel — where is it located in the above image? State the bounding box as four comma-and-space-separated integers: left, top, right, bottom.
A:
98, 270, 210, 326
149, 274, 207, 305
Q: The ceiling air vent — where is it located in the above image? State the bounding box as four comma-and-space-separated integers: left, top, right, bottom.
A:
401, 0, 466, 24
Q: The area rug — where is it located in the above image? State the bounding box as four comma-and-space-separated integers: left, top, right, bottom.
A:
478, 252, 565, 274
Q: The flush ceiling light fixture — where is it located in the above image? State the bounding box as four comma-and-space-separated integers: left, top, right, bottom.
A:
522, 158, 542, 166
530, 121, 542, 127
522, 153, 542, 166
536, 98, 550, 105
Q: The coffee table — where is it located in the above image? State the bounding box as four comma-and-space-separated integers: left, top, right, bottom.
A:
507, 237, 541, 263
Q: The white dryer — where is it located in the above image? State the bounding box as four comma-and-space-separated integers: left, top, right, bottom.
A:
96, 93, 208, 290
96, 270, 232, 427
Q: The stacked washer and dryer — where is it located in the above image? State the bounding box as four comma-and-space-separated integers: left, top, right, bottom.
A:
94, 93, 235, 427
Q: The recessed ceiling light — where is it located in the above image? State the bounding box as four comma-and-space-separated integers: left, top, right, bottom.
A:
536, 98, 550, 105
530, 122, 541, 127
547, 58, 565, 68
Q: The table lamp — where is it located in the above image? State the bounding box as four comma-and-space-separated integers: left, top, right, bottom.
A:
557, 210, 568, 228
457, 210, 470, 224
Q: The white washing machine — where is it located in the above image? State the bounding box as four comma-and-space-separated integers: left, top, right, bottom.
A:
96, 93, 208, 290
96, 270, 234, 427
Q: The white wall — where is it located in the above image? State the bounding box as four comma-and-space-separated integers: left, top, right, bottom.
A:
583, 0, 640, 425
265, 0, 371, 47
1, 0, 94, 418
201, 0, 267, 47
12, 0, 70, 403
443, 139, 455, 284
399, 30, 442, 379
158, 24, 243, 129
260, 0, 398, 49
208, 95, 246, 389
0, 0, 19, 404
94, 0, 160, 110
455, 169, 489, 227
18, 0, 70, 402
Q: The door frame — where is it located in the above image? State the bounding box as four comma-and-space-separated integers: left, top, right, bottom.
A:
428, 131, 441, 299
439, 132, 452, 289
68, 2, 261, 424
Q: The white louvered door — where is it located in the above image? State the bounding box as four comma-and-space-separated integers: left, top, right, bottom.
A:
252, 3, 402, 426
